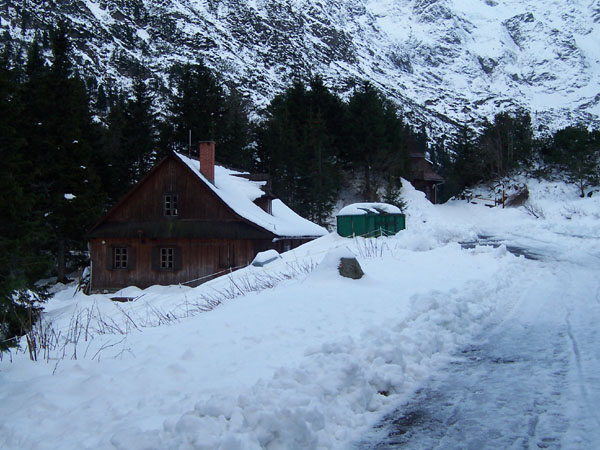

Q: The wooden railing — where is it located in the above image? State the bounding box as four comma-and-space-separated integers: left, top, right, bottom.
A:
466, 192, 505, 208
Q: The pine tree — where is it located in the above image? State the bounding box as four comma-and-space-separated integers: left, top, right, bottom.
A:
19, 24, 105, 282
0, 35, 51, 346
257, 80, 307, 211
257, 77, 343, 224
548, 125, 600, 197
218, 86, 252, 169
161, 62, 252, 170
344, 82, 409, 200
122, 77, 157, 182
478, 111, 533, 178
162, 62, 226, 155
100, 92, 128, 201
302, 76, 344, 223
345, 82, 387, 198
450, 123, 483, 190
94, 84, 108, 116
99, 79, 158, 202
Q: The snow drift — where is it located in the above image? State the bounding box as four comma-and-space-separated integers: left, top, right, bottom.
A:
1, 178, 599, 449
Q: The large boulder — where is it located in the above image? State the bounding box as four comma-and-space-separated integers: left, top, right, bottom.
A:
505, 185, 529, 207
338, 257, 364, 280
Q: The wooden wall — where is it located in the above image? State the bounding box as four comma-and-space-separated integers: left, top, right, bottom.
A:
89, 154, 317, 292
107, 157, 238, 222
91, 236, 315, 292
91, 237, 266, 291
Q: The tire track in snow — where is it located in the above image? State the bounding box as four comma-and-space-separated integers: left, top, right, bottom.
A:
565, 311, 600, 428
355, 319, 572, 449
356, 243, 600, 450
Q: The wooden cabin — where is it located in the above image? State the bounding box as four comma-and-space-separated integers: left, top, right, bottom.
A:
87, 142, 327, 292
409, 151, 445, 204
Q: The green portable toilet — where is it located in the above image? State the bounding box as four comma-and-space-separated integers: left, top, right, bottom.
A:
336, 203, 406, 238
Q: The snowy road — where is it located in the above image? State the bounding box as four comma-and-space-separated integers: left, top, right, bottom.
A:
357, 238, 600, 450
2, 180, 599, 450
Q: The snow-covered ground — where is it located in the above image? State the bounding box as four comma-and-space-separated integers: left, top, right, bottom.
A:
1, 180, 599, 449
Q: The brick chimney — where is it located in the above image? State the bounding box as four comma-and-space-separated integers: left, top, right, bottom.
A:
199, 141, 215, 183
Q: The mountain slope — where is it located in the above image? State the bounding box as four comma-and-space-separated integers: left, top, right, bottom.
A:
2, 0, 599, 133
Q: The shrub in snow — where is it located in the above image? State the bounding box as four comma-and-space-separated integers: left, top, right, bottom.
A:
523, 202, 546, 219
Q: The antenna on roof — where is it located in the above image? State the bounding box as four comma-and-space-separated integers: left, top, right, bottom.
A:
188, 129, 192, 157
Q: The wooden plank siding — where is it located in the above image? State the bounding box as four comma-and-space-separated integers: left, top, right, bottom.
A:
90, 236, 312, 291
409, 153, 444, 204
105, 157, 239, 222
88, 153, 318, 293
91, 237, 262, 290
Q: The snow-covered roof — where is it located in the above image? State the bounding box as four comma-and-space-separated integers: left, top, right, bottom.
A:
176, 152, 327, 238
337, 202, 402, 216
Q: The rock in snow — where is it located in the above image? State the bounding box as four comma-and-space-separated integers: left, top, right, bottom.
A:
338, 257, 365, 279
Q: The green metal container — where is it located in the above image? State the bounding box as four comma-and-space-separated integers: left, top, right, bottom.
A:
336, 209, 406, 238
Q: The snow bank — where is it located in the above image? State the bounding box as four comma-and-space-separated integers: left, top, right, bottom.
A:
443, 176, 600, 262
397, 179, 479, 248
305, 246, 358, 283
2, 177, 599, 450
151, 251, 515, 450
251, 249, 281, 267
0, 235, 525, 450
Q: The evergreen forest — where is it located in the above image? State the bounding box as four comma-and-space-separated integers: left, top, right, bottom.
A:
1, 28, 599, 348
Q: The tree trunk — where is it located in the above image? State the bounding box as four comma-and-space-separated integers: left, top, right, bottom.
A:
56, 237, 67, 283
363, 163, 371, 200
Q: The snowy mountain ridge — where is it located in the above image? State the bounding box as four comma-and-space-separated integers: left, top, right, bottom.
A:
2, 0, 599, 134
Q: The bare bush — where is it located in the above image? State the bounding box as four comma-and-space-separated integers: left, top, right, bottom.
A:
561, 204, 585, 220
523, 202, 546, 219
12, 258, 319, 365
354, 237, 393, 258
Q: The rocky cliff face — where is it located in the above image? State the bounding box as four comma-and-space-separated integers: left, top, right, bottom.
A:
2, 0, 598, 134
